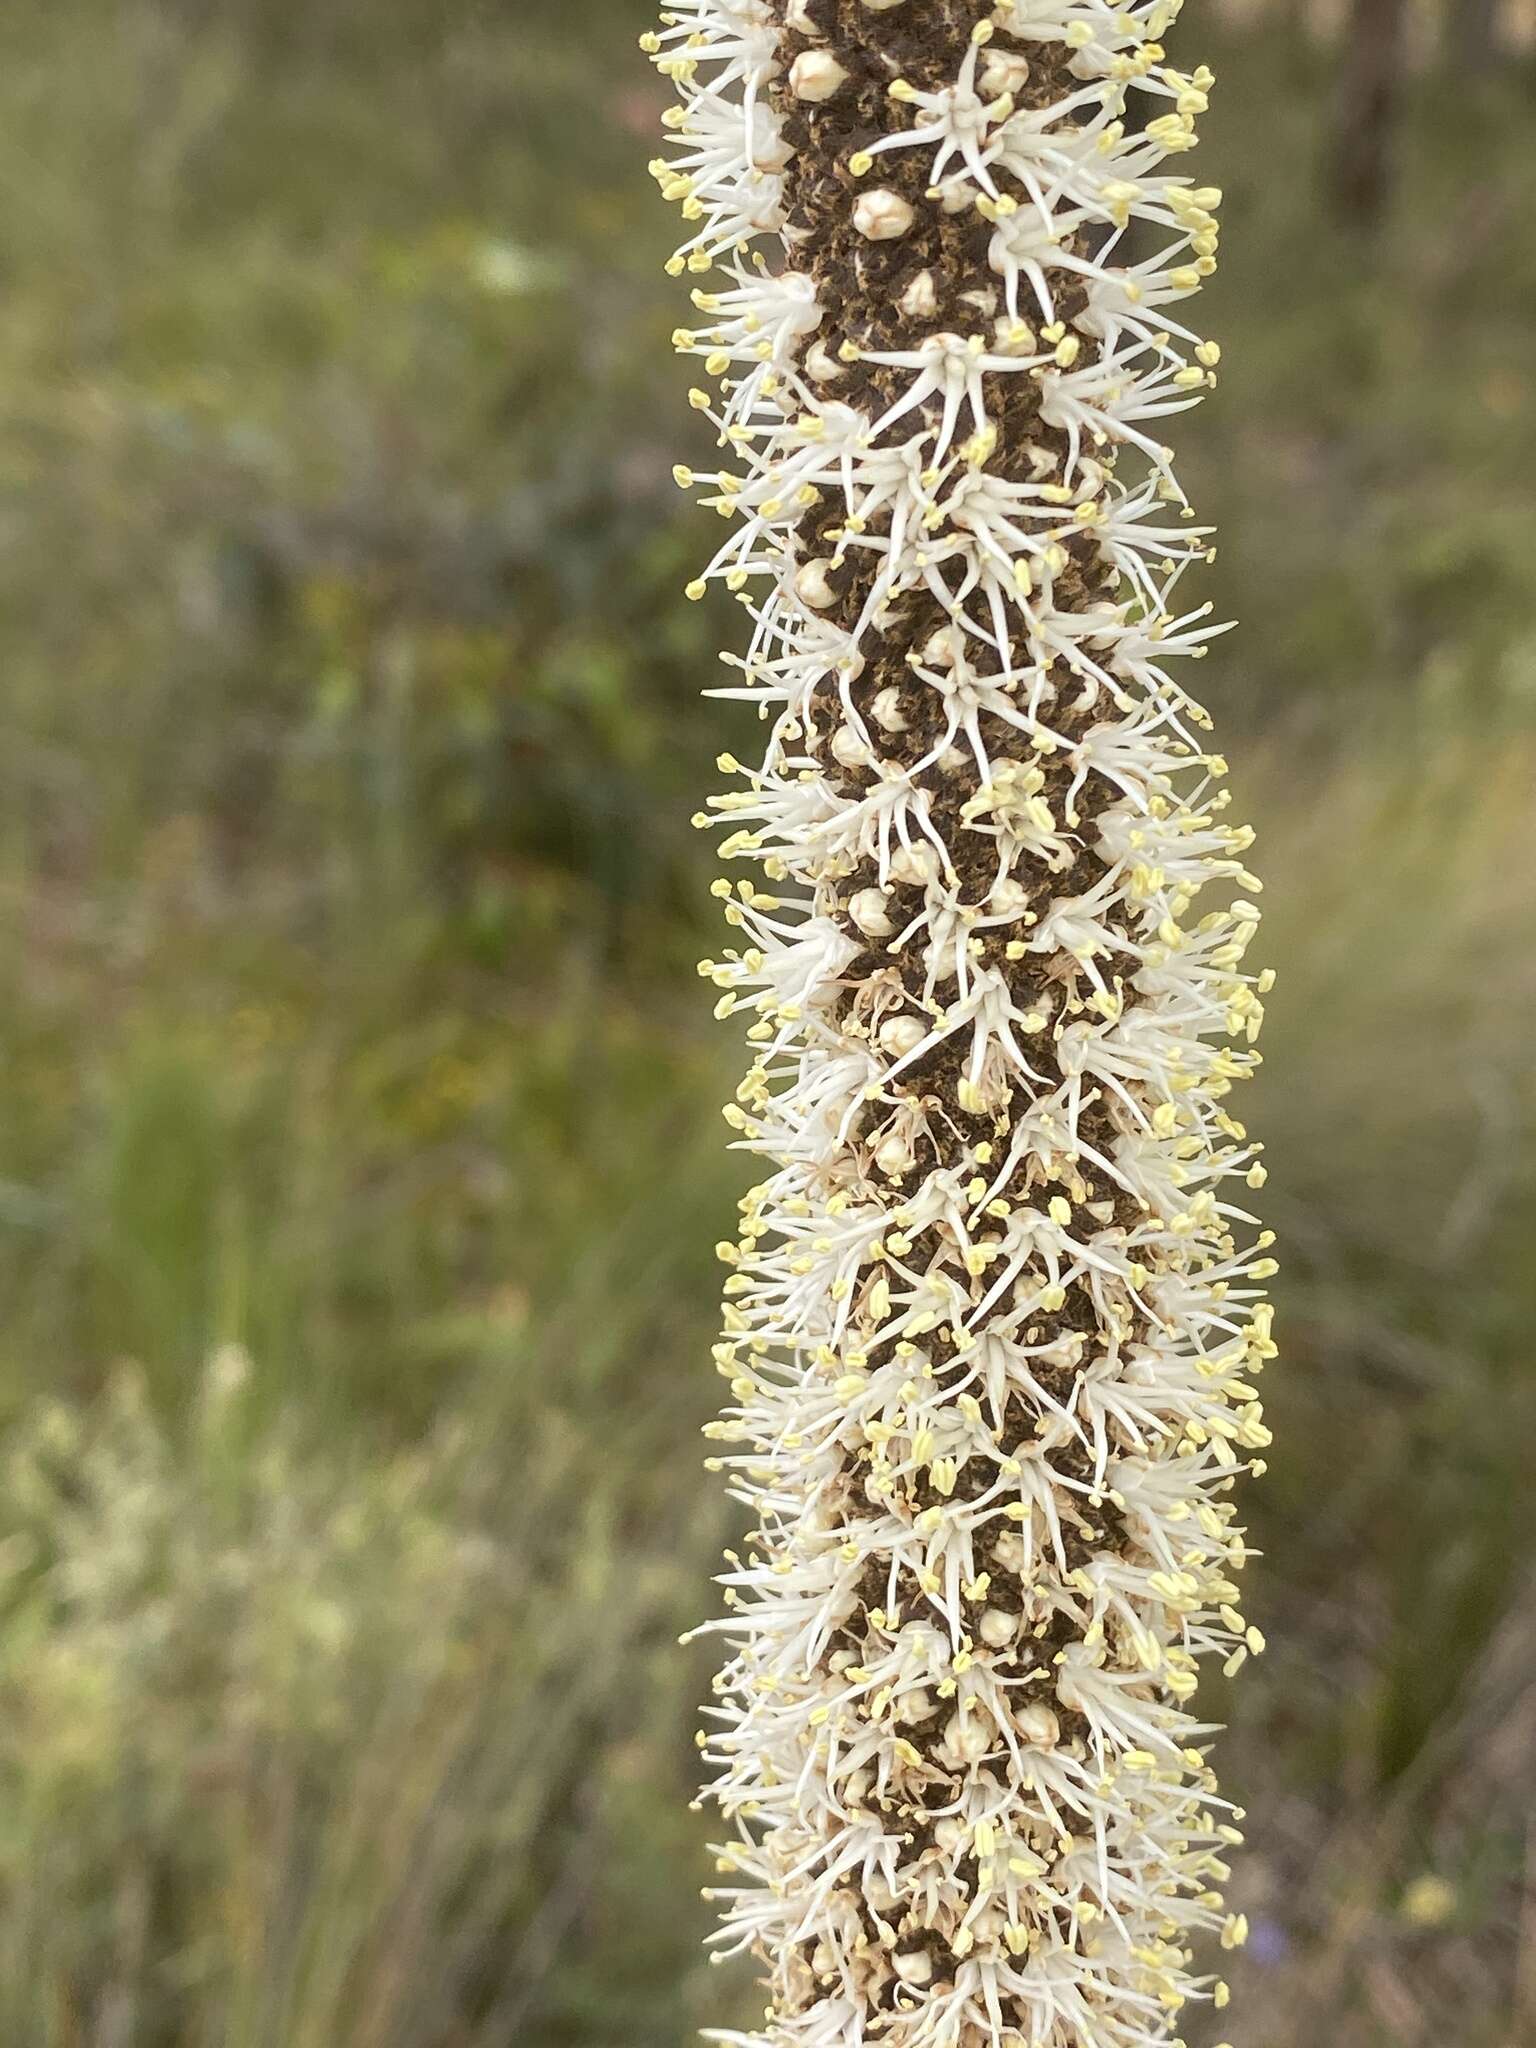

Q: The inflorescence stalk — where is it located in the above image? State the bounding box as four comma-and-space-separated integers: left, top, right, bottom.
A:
648, 5, 1276, 2044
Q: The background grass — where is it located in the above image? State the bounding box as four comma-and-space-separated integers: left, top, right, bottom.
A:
0, 1, 1531, 2042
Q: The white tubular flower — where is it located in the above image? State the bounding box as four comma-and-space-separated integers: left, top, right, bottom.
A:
650, 2, 1275, 2044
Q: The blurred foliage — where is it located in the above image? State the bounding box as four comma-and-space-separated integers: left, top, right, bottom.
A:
0, 1354, 719, 2046
0, 0, 1531, 2043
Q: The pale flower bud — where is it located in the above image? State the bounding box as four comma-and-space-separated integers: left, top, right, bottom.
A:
980, 50, 1031, 99
899, 270, 938, 319
978, 1606, 1020, 1648
830, 723, 874, 769
888, 842, 938, 887
853, 190, 915, 242
874, 1130, 915, 1177
1019, 1703, 1061, 1748
893, 1685, 933, 1723
849, 887, 894, 938
790, 51, 849, 103
804, 340, 846, 383
940, 1705, 993, 1764
870, 685, 909, 732
794, 559, 837, 609
878, 1014, 927, 1057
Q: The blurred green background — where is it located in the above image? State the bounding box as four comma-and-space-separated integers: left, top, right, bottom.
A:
0, 0, 1532, 2042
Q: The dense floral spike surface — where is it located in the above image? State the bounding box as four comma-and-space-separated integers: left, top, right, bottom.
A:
647, 4, 1277, 2045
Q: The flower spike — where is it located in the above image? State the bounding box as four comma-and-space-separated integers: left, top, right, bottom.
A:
653, 3, 1274, 2044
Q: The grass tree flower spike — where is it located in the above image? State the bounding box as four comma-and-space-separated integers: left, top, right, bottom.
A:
648, 4, 1276, 2044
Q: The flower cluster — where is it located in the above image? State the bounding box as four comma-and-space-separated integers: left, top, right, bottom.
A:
648, 4, 1275, 2045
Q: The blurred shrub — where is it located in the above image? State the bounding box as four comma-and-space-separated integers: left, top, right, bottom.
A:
0, 1351, 720, 2048
1221, 727, 1536, 2046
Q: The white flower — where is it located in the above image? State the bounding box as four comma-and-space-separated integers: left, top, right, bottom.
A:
654, 2, 1273, 2044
